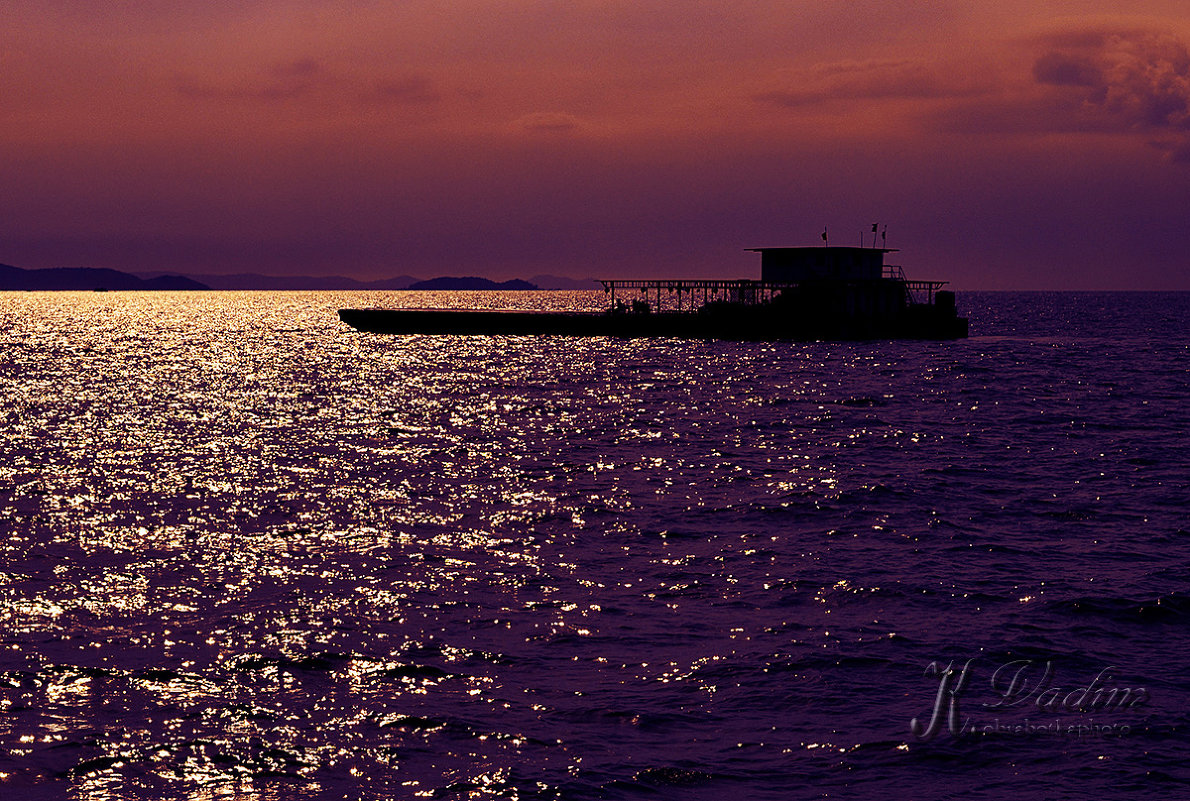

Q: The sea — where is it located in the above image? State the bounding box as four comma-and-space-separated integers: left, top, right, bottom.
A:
1, 290, 1187, 800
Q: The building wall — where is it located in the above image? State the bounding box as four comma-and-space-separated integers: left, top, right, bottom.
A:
759, 248, 884, 282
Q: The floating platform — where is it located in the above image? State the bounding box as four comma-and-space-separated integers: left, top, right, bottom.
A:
338, 290, 968, 340
339, 244, 969, 341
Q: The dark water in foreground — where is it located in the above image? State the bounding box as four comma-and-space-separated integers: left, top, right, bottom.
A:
1, 290, 1188, 800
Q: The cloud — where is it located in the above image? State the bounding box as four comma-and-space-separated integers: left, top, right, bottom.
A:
1032, 27, 1190, 154
176, 58, 327, 102
514, 111, 582, 133
177, 59, 442, 108
754, 58, 993, 108
925, 24, 1190, 164
370, 76, 440, 105
1032, 52, 1101, 87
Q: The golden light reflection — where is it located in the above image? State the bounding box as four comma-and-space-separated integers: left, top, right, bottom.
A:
0, 290, 1040, 798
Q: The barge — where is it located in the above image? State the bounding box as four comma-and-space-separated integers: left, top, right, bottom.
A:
338, 243, 968, 340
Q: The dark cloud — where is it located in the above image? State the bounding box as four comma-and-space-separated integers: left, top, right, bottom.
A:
176, 58, 327, 102
370, 76, 440, 105
1032, 52, 1101, 87
1033, 28, 1190, 134
257, 58, 323, 100
514, 112, 581, 133
1170, 141, 1190, 163
755, 59, 991, 107
177, 60, 442, 108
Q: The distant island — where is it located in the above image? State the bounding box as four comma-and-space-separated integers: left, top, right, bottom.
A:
407, 276, 537, 290
0, 263, 207, 291
142, 272, 599, 290
166, 272, 421, 291
0, 262, 602, 292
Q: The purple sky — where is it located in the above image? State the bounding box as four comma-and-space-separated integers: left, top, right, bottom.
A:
4, 2, 1190, 288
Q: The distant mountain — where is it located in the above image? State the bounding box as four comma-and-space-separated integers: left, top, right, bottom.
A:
158, 272, 595, 290
0, 264, 208, 291
161, 272, 421, 290
407, 276, 539, 290
6, 264, 595, 291
528, 274, 602, 290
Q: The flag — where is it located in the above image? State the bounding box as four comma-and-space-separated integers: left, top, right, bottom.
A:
821, 228, 828, 242
871, 223, 878, 233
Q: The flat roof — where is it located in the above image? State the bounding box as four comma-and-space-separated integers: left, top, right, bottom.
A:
745, 246, 899, 253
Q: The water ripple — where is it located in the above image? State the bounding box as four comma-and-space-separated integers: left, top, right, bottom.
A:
0, 290, 1187, 798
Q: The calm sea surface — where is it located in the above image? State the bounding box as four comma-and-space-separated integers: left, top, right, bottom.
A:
1, 290, 1188, 800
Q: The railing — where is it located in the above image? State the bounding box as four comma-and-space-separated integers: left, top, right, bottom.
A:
599, 277, 949, 313
599, 279, 799, 313
903, 280, 948, 305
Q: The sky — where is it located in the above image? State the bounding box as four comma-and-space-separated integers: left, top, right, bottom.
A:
3, 1, 1190, 289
